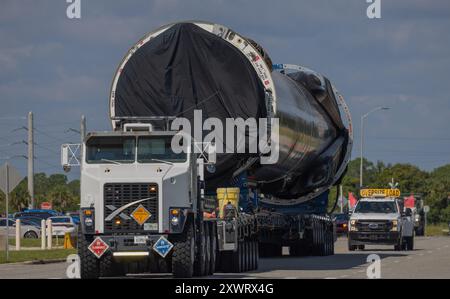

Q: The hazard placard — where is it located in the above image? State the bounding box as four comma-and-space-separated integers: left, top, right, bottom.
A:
131, 204, 152, 225
88, 237, 109, 259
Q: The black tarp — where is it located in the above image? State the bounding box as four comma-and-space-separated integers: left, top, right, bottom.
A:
114, 23, 266, 122
114, 23, 267, 188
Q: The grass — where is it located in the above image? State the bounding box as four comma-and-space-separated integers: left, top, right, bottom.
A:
0, 249, 76, 264
8, 237, 66, 248
426, 223, 449, 236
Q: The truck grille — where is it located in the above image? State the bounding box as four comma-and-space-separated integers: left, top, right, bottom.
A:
104, 183, 158, 233
356, 220, 392, 232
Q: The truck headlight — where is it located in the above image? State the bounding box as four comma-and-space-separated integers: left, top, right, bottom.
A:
169, 208, 186, 233
350, 220, 358, 231
391, 220, 398, 231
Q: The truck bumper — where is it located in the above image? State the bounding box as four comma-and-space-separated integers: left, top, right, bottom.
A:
97, 234, 169, 255
349, 231, 400, 245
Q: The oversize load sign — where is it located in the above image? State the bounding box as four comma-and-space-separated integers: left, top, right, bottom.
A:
360, 188, 401, 198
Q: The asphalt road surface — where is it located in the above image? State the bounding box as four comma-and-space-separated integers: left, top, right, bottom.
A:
1, 236, 449, 279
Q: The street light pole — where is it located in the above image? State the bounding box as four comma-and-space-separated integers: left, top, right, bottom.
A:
360, 106, 390, 188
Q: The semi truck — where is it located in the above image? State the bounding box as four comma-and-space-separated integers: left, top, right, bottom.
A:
62, 21, 353, 278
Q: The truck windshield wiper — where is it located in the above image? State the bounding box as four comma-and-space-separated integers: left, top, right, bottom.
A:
101, 158, 122, 165
149, 158, 173, 165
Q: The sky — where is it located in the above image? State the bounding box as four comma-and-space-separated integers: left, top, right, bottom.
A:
0, 0, 449, 181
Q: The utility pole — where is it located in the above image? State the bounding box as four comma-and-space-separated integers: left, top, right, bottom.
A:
81, 115, 86, 143
27, 111, 34, 209
359, 106, 390, 188
5, 162, 9, 261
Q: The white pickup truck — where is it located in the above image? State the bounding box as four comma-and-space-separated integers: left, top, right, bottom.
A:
348, 196, 415, 251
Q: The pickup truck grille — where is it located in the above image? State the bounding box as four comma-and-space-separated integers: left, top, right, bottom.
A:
356, 220, 392, 232
104, 183, 158, 233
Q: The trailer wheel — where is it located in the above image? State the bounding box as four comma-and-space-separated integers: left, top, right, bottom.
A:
194, 222, 207, 276
248, 240, 255, 271
172, 222, 195, 278
209, 223, 217, 275
244, 240, 250, 272
77, 229, 100, 279
253, 240, 259, 270
232, 241, 243, 272
204, 223, 211, 276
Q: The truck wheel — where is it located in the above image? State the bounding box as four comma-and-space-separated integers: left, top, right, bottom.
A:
204, 223, 211, 276
406, 237, 414, 250
209, 223, 217, 275
172, 222, 195, 278
246, 240, 252, 271
249, 240, 255, 270
99, 253, 124, 277
194, 222, 207, 276
347, 238, 356, 251
77, 229, 100, 279
232, 241, 243, 272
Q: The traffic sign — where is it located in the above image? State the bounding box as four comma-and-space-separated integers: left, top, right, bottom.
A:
41, 202, 52, 210
88, 237, 110, 259
360, 188, 401, 198
423, 205, 430, 213
153, 236, 173, 258
0, 163, 23, 194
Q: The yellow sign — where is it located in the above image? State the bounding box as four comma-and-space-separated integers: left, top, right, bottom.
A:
131, 204, 152, 225
360, 188, 401, 198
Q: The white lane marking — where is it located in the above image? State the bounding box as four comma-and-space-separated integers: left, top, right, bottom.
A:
394, 260, 400, 263
284, 277, 298, 279
325, 277, 337, 279
407, 256, 412, 260
418, 253, 424, 256
340, 275, 349, 278
427, 251, 433, 254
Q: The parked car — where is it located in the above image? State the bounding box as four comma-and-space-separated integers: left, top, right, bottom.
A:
14, 209, 61, 220
0, 218, 41, 238
333, 213, 349, 234
65, 212, 80, 225
17, 216, 43, 228
48, 216, 77, 236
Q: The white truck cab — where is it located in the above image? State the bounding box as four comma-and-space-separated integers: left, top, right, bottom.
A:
348, 189, 415, 251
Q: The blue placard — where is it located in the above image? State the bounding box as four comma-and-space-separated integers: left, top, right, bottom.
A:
153, 236, 174, 258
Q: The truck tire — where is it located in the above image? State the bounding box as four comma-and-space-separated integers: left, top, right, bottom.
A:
347, 238, 357, 251
249, 240, 255, 270
209, 223, 217, 275
77, 229, 100, 279
405, 237, 414, 250
172, 222, 195, 278
204, 223, 211, 276
194, 222, 207, 276
394, 238, 403, 251
232, 241, 243, 272
99, 253, 124, 278
253, 240, 259, 270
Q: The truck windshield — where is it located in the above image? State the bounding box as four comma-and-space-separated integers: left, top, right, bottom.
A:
354, 201, 398, 214
137, 136, 186, 163
86, 137, 135, 164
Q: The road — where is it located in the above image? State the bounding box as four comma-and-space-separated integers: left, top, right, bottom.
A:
0, 236, 449, 279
